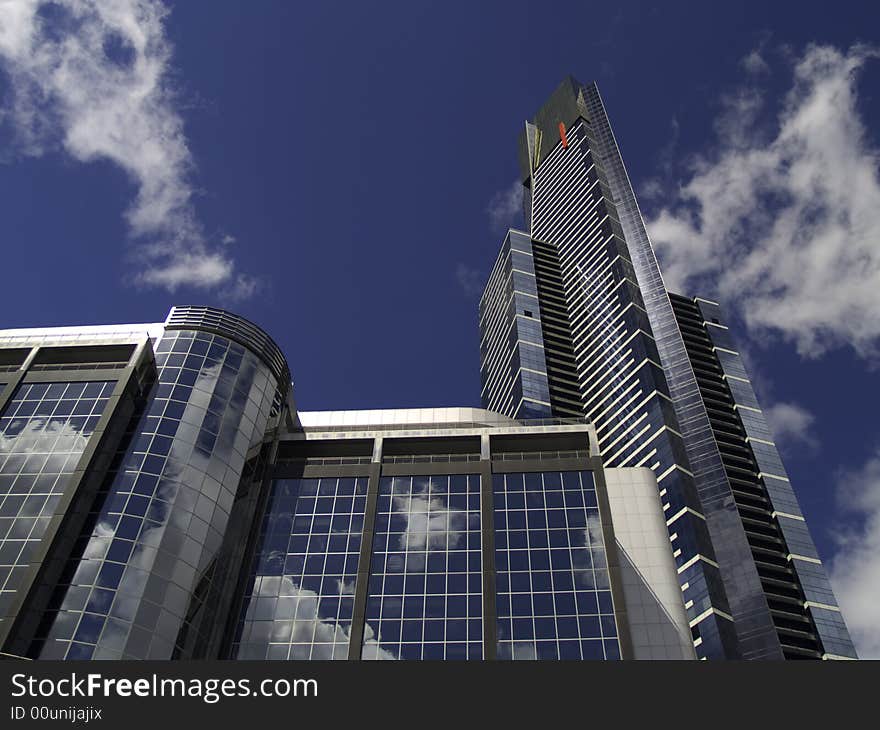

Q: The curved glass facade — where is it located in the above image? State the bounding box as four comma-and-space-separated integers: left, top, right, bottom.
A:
34, 329, 280, 660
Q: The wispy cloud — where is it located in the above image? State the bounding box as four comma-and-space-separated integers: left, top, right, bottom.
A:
0, 0, 251, 293
829, 447, 880, 658
763, 401, 817, 451
741, 49, 770, 75
645, 44, 880, 359
455, 262, 483, 297
740, 31, 774, 76
487, 179, 524, 232
640, 116, 681, 203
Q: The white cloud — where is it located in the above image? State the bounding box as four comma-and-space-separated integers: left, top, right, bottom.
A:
645, 44, 880, 359
224, 273, 261, 302
741, 49, 770, 75
487, 179, 524, 232
639, 177, 665, 201
0, 0, 251, 293
763, 401, 817, 451
138, 249, 233, 290
828, 448, 880, 658
455, 262, 483, 297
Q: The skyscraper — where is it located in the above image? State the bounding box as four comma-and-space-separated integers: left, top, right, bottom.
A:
479, 77, 856, 659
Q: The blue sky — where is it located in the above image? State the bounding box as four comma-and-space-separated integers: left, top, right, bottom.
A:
1, 0, 879, 656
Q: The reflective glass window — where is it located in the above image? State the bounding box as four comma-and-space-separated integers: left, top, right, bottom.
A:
363, 475, 482, 660
0, 381, 112, 621
494, 471, 620, 660
234, 477, 367, 660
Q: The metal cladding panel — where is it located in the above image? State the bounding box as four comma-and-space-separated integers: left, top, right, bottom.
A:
166, 306, 291, 397
604, 468, 696, 659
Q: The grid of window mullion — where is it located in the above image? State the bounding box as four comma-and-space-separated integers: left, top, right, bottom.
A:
538, 478, 561, 657
377, 505, 396, 652
579, 472, 613, 650
494, 471, 620, 660
301, 478, 361, 659
363, 475, 482, 660
563, 472, 595, 650
313, 491, 334, 658
0, 381, 112, 621
234, 477, 365, 661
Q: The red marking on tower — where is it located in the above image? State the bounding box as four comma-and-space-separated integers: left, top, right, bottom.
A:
559, 122, 568, 148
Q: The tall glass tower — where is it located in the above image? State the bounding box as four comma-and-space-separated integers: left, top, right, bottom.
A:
479, 77, 856, 659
